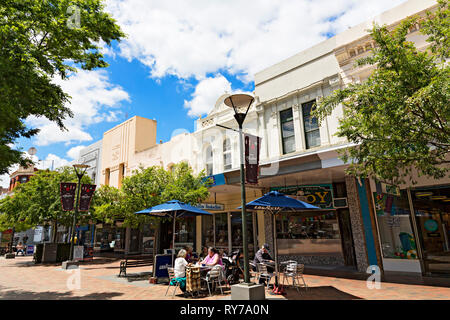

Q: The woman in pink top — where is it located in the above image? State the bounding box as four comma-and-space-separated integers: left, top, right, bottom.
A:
201, 247, 223, 267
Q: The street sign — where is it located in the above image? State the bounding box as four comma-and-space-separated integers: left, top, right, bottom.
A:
73, 245, 84, 261
153, 254, 172, 279
26, 245, 34, 255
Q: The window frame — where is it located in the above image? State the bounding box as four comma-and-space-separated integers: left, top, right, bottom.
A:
302, 100, 321, 149
280, 108, 296, 155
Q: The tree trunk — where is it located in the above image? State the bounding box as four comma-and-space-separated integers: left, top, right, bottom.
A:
52, 219, 58, 243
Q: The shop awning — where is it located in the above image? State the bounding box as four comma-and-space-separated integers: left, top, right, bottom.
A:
135, 200, 212, 265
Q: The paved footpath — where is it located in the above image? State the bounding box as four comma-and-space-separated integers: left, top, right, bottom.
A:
0, 256, 449, 300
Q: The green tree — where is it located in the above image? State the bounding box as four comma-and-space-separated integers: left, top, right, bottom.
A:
314, 0, 450, 185
0, 167, 92, 242
90, 185, 124, 225
0, 0, 125, 174
91, 162, 210, 228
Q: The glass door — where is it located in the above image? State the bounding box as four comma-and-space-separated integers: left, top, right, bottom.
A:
230, 212, 255, 258
412, 188, 450, 275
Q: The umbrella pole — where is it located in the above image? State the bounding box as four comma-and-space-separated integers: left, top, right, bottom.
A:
172, 211, 177, 266
272, 212, 279, 287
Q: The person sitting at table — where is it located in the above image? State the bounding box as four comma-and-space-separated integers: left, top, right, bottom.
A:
200, 247, 223, 267
184, 246, 197, 263
172, 249, 191, 297
199, 246, 208, 260
253, 244, 275, 284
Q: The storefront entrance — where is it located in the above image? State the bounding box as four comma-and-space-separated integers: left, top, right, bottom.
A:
202, 212, 256, 257
412, 187, 450, 275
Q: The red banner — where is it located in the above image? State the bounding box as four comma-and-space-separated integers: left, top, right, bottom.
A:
60, 183, 77, 211
245, 134, 261, 184
79, 184, 96, 211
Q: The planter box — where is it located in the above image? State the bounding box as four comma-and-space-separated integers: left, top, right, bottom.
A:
42, 243, 58, 263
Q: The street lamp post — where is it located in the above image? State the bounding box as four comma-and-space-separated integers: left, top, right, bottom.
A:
224, 93, 265, 299
68, 164, 89, 262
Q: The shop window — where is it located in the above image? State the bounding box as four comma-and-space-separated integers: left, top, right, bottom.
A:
202, 215, 215, 249
276, 212, 343, 256
280, 108, 295, 154
302, 100, 321, 149
411, 188, 450, 274
141, 224, 156, 254
215, 213, 228, 254
373, 190, 418, 259
175, 217, 195, 247
105, 168, 110, 186
118, 163, 125, 188
205, 145, 213, 176
231, 212, 255, 258
223, 138, 232, 171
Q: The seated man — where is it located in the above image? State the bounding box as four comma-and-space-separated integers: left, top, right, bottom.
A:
253, 244, 275, 284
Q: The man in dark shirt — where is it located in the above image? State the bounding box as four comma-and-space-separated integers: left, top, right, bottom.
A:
253, 244, 275, 286
254, 243, 274, 265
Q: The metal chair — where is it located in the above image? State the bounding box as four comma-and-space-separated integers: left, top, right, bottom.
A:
282, 262, 308, 292
202, 265, 225, 296
257, 263, 274, 290
249, 261, 259, 283
165, 267, 181, 298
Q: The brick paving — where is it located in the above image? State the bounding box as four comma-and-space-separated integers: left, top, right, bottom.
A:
0, 256, 449, 300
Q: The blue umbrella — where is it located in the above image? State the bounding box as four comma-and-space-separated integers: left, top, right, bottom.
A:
240, 191, 320, 288
136, 200, 212, 265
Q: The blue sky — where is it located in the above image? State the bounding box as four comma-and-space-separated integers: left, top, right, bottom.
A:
1, 0, 408, 187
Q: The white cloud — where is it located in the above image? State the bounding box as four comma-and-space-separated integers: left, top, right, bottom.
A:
184, 74, 231, 117
67, 146, 87, 160
37, 154, 70, 170
0, 153, 70, 189
105, 0, 407, 81
26, 69, 130, 146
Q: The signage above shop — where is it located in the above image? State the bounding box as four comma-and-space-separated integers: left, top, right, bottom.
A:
195, 203, 224, 211
203, 173, 226, 187
271, 184, 334, 209
381, 183, 401, 196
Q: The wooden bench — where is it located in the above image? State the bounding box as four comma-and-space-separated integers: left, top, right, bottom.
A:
118, 255, 153, 277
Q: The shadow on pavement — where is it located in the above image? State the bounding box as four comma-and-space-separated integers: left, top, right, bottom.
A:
0, 286, 124, 300
281, 286, 363, 300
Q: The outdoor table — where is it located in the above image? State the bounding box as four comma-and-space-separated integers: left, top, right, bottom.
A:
185, 266, 202, 295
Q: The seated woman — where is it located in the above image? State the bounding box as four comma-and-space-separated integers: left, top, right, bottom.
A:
184, 246, 197, 263
200, 247, 223, 267
172, 249, 191, 296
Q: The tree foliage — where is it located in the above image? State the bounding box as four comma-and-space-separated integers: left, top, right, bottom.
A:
92, 162, 210, 228
0, 0, 124, 174
0, 167, 92, 239
314, 0, 450, 184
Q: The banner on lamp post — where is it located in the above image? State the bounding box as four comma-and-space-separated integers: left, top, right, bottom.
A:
245, 134, 261, 184
79, 184, 96, 212
60, 183, 77, 211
